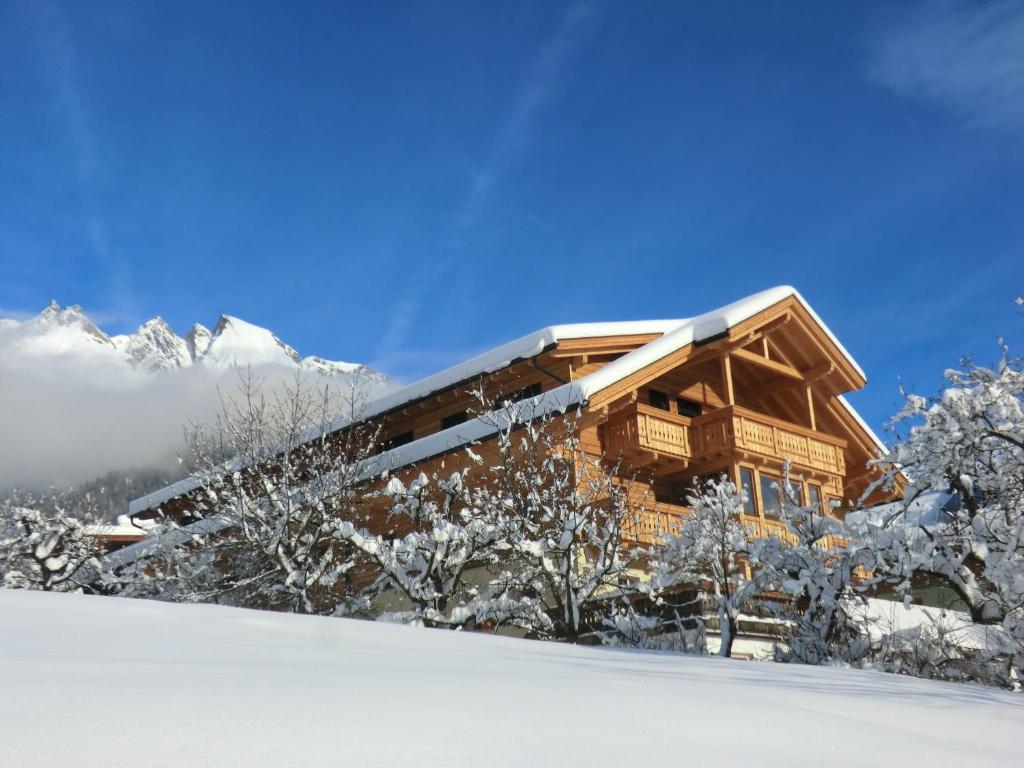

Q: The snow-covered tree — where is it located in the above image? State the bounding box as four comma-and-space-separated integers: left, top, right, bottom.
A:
754, 466, 876, 665
123, 369, 382, 614
646, 477, 758, 657
867, 346, 1024, 685
0, 493, 100, 592
334, 470, 516, 627
467, 396, 644, 643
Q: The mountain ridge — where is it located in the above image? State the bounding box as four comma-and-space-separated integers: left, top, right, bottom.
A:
2, 301, 377, 379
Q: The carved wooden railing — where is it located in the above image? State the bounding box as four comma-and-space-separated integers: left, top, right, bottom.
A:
625, 501, 688, 545
691, 405, 847, 477
627, 505, 843, 552
603, 403, 692, 462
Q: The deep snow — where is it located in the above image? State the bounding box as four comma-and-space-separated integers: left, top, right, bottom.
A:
0, 590, 1020, 767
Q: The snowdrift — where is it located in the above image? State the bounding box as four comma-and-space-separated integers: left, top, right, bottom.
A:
0, 590, 1020, 767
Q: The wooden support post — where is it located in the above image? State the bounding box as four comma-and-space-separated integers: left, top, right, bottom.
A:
806, 384, 816, 431
721, 354, 735, 405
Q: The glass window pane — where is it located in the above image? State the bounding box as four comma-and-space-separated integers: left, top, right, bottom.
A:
648, 390, 670, 411
787, 480, 803, 506
760, 474, 782, 517
808, 484, 822, 512
739, 468, 756, 515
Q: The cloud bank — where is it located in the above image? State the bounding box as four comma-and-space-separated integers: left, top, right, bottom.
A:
868, 0, 1024, 134
0, 353, 337, 491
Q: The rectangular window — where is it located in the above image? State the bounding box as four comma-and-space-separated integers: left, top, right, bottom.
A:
808, 484, 822, 512
492, 382, 541, 409
739, 468, 757, 515
759, 473, 782, 517
675, 397, 703, 418
648, 389, 670, 411
786, 480, 803, 507
441, 411, 468, 430
383, 430, 414, 451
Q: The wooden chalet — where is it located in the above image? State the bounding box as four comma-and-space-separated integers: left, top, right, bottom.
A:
119, 286, 897, 583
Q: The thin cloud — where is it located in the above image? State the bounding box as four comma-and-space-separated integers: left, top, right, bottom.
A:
373, 3, 594, 369
868, 0, 1024, 134
449, 1, 593, 244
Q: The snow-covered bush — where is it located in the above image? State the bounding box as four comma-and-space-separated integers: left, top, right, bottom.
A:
465, 394, 644, 643
645, 477, 759, 657
753, 466, 877, 665
110, 369, 381, 614
334, 471, 514, 627
0, 494, 100, 592
865, 347, 1024, 687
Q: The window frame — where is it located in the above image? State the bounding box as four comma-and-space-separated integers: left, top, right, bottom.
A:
758, 472, 783, 518
738, 466, 758, 517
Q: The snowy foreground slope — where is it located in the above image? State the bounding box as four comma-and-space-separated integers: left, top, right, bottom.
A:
1, 591, 1020, 768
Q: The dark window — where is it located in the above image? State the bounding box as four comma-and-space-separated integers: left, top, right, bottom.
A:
441, 411, 468, 430
492, 382, 542, 409
648, 389, 670, 411
808, 484, 823, 512
676, 397, 703, 418
383, 431, 414, 450
739, 468, 757, 515
760, 473, 782, 517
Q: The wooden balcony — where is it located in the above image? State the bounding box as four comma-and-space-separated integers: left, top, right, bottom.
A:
603, 403, 692, 465
691, 405, 846, 477
603, 403, 846, 490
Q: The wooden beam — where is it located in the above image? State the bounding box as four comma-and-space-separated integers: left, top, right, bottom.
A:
720, 354, 735, 405
730, 348, 803, 380
655, 460, 690, 478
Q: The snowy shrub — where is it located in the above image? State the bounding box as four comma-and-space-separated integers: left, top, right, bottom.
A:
865, 346, 1024, 688
465, 397, 645, 643
110, 369, 382, 614
0, 494, 100, 592
645, 477, 760, 657
334, 470, 516, 628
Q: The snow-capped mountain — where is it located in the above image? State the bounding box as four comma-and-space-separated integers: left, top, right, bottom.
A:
1, 301, 376, 379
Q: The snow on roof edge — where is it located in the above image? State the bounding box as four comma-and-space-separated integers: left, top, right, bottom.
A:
837, 394, 889, 456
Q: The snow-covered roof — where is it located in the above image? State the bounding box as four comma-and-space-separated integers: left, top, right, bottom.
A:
130, 286, 875, 515
100, 516, 230, 570
83, 515, 156, 539
851, 489, 958, 530
853, 597, 1005, 652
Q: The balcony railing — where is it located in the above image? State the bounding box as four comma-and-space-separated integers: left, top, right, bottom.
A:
603, 403, 692, 462
691, 405, 847, 476
626, 504, 843, 550
626, 501, 687, 545
604, 403, 847, 480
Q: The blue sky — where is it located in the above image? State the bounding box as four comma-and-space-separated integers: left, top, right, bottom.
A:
1, 0, 1022, 437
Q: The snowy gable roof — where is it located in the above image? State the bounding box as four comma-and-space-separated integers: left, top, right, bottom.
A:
356, 285, 875, 475
130, 286, 875, 515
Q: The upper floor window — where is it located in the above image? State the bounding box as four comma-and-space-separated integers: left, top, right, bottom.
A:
441, 411, 468, 430
383, 430, 414, 451
493, 382, 541, 409
785, 479, 804, 507
807, 484, 823, 512
676, 397, 703, 418
739, 468, 757, 515
648, 389, 670, 411
759, 473, 783, 517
